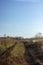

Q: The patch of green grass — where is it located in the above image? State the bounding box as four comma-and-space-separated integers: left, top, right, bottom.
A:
0, 41, 14, 54
0, 41, 25, 65
11, 43, 25, 56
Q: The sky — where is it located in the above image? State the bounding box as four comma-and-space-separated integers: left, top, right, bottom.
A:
0, 0, 43, 38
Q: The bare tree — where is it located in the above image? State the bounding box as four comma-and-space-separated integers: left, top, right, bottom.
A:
4, 34, 7, 49
35, 33, 42, 50
35, 33, 42, 38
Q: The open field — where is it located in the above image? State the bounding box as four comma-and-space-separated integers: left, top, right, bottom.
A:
0, 37, 43, 65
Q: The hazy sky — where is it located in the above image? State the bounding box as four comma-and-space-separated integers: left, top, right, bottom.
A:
0, 0, 43, 38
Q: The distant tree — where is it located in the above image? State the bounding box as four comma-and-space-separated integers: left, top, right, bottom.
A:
14, 37, 24, 40
4, 34, 7, 49
35, 33, 42, 50
35, 32, 42, 38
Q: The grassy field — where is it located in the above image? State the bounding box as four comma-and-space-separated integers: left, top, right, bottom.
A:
0, 37, 26, 65
0, 37, 43, 65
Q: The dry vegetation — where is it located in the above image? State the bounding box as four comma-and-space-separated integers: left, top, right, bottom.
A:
0, 37, 27, 65
0, 37, 43, 65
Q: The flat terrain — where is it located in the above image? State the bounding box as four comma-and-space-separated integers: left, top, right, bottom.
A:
0, 37, 43, 65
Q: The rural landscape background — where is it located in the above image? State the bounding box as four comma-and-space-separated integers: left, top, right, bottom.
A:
0, 0, 43, 65
0, 34, 43, 65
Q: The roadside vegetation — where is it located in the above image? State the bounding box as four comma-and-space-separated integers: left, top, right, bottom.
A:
0, 37, 25, 65
0, 37, 43, 65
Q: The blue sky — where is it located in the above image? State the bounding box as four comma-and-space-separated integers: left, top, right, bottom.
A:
0, 0, 43, 38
